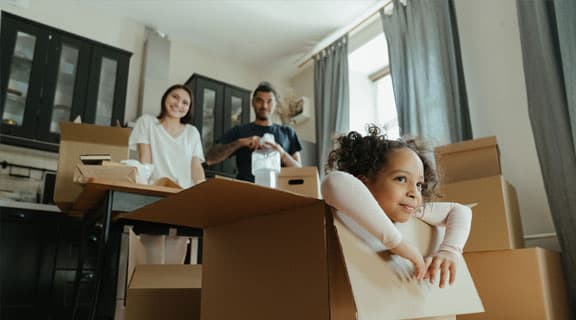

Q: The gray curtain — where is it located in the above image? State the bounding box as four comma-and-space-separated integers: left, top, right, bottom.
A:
380, 0, 471, 146
517, 0, 576, 315
314, 36, 350, 173
554, 0, 576, 149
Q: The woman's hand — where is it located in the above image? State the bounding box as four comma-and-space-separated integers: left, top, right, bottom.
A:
424, 250, 460, 288
389, 240, 425, 280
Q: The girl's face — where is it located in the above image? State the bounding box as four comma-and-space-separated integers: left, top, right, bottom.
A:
361, 148, 425, 223
163, 88, 191, 120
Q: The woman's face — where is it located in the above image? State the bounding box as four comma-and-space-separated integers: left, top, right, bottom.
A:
163, 88, 191, 120
361, 148, 425, 223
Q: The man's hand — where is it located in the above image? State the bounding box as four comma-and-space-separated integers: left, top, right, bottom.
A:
389, 240, 425, 280
260, 140, 286, 156
238, 136, 260, 150
424, 250, 459, 288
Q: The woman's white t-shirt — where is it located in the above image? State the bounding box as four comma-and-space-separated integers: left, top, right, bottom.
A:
129, 114, 205, 188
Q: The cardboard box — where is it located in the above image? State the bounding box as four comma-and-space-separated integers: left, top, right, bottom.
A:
458, 248, 570, 320
277, 166, 321, 198
125, 264, 201, 320
73, 163, 137, 184
440, 175, 523, 252
121, 178, 483, 320
55, 122, 131, 211
434, 136, 501, 184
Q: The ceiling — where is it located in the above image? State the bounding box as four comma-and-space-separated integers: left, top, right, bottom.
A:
78, 0, 380, 69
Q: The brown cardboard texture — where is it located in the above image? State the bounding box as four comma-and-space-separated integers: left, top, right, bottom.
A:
73, 163, 137, 184
458, 248, 570, 320
277, 166, 321, 198
435, 136, 501, 183
121, 178, 483, 320
55, 122, 131, 211
440, 175, 523, 252
125, 264, 201, 320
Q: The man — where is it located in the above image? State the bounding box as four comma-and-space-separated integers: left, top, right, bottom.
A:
206, 82, 302, 182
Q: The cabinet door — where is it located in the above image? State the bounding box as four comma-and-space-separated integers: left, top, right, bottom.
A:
192, 76, 224, 153
0, 14, 48, 140
0, 208, 59, 318
222, 87, 251, 176
36, 33, 91, 144
83, 45, 130, 126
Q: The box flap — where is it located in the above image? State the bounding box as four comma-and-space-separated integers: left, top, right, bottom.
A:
334, 216, 484, 319
129, 265, 202, 289
434, 136, 497, 155
60, 121, 130, 145
120, 178, 322, 228
278, 166, 319, 178
55, 122, 131, 210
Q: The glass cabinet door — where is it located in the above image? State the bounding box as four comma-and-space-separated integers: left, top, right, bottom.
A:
36, 33, 90, 144
222, 87, 251, 176
3, 31, 35, 128
191, 77, 224, 153
94, 57, 118, 126
201, 88, 217, 151
0, 16, 47, 139
49, 44, 79, 133
84, 46, 130, 127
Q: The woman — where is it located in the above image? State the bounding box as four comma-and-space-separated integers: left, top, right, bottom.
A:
129, 84, 205, 264
130, 84, 205, 188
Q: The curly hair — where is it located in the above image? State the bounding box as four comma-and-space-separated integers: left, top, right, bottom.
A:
325, 125, 439, 201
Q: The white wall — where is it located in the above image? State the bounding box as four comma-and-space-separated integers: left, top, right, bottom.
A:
454, 0, 557, 249
289, 64, 316, 142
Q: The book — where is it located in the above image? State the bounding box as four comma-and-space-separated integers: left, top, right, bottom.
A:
80, 154, 111, 165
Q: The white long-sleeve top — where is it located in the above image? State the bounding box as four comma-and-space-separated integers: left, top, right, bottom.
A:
321, 171, 472, 256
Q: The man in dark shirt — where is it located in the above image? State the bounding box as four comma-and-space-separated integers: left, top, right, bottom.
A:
206, 82, 302, 182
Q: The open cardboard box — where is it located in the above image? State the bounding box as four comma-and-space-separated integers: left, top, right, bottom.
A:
434, 136, 501, 184
55, 122, 132, 211
120, 178, 483, 319
440, 175, 523, 252
125, 264, 202, 320
276, 166, 321, 198
73, 163, 137, 184
458, 248, 570, 320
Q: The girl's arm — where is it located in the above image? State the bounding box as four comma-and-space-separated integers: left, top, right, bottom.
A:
416, 202, 472, 255
191, 156, 206, 185
416, 202, 472, 287
321, 171, 425, 279
321, 171, 402, 248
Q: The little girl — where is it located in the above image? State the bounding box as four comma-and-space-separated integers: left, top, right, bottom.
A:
321, 126, 471, 288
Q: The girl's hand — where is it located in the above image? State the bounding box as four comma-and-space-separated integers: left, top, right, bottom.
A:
424, 250, 460, 288
389, 240, 425, 280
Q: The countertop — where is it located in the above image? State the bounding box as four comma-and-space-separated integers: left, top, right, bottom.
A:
0, 199, 61, 212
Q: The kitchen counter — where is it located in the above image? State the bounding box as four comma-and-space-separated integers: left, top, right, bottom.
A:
0, 199, 61, 212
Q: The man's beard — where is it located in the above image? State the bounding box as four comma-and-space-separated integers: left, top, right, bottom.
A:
256, 112, 269, 121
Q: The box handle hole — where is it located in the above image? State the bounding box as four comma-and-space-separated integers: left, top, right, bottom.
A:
288, 179, 305, 185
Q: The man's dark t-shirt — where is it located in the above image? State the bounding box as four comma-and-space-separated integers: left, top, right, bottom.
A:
218, 123, 302, 182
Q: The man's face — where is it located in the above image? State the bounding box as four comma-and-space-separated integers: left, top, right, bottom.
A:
252, 91, 276, 121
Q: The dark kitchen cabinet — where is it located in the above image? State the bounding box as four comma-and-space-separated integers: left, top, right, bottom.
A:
0, 206, 99, 319
185, 74, 251, 178
0, 12, 131, 152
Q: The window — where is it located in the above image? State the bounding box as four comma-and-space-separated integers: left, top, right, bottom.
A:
348, 31, 399, 139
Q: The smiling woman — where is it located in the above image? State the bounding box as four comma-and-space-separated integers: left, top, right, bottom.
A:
129, 84, 205, 189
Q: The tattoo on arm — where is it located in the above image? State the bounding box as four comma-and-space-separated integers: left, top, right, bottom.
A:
206, 141, 241, 165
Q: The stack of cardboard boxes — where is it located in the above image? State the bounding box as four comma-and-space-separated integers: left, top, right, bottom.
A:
434, 137, 570, 320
